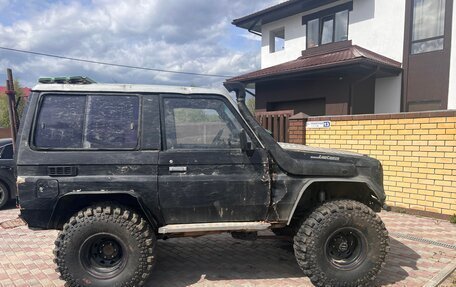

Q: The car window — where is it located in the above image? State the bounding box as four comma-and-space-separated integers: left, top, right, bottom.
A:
35, 95, 86, 148
85, 96, 139, 149
164, 97, 243, 150
0, 144, 13, 159
34, 94, 140, 149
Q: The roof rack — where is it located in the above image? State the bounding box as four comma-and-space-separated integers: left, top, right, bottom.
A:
38, 76, 97, 85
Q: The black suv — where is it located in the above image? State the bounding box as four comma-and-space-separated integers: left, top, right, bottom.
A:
0, 138, 15, 209
16, 81, 388, 287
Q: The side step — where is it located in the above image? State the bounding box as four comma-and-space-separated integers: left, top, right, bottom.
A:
158, 222, 271, 234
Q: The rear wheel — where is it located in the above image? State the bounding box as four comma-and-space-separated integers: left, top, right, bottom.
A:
294, 200, 389, 287
54, 204, 156, 287
0, 182, 9, 209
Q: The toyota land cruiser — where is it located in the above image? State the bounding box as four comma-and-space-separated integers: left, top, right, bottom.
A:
16, 78, 388, 287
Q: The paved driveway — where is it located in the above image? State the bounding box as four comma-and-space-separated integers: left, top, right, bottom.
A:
0, 207, 455, 287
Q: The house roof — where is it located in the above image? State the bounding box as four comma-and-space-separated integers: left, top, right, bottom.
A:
233, 0, 342, 33
226, 42, 402, 84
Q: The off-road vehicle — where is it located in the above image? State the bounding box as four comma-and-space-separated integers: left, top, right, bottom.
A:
16, 78, 389, 287
0, 138, 15, 209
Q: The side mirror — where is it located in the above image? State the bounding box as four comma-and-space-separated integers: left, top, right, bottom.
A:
239, 129, 253, 154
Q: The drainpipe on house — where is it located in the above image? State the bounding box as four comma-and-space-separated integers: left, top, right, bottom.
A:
5, 68, 18, 151
247, 19, 262, 36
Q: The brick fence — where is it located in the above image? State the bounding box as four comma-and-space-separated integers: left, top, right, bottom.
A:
288, 110, 456, 217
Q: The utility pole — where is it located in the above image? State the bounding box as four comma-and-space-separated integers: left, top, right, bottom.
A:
5, 68, 18, 151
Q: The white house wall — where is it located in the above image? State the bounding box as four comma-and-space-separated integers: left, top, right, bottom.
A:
349, 0, 406, 62
261, 13, 306, 68
375, 75, 402, 114
261, 0, 406, 67
261, 0, 356, 68
447, 0, 456, 109
259, 0, 407, 113
350, 0, 405, 113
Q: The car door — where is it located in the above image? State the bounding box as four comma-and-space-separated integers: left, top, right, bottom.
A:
158, 94, 270, 224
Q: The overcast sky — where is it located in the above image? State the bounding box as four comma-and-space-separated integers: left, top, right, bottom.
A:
0, 0, 285, 89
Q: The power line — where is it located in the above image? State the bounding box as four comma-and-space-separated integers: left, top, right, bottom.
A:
0, 46, 234, 78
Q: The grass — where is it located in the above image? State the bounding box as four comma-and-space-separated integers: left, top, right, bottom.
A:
450, 214, 456, 224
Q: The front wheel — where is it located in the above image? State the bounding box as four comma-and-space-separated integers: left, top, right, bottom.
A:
294, 200, 389, 287
54, 204, 157, 287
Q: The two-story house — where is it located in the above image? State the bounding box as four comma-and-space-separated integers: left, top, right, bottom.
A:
227, 0, 456, 116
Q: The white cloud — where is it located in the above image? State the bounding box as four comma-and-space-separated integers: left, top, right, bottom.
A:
0, 0, 8, 9
240, 33, 262, 41
0, 0, 281, 88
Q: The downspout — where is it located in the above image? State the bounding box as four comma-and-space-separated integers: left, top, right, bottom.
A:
248, 29, 262, 37
349, 66, 380, 115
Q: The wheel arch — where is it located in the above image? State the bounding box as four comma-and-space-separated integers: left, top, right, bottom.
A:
49, 191, 159, 230
287, 179, 384, 225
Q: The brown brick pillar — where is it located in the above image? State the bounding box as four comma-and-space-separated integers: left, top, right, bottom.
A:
287, 112, 309, 145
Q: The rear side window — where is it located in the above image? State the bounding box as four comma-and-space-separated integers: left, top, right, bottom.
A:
34, 94, 140, 149
0, 144, 13, 159
85, 96, 139, 149
35, 95, 85, 148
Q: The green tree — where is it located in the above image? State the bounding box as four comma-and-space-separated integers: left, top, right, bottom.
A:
0, 80, 27, 127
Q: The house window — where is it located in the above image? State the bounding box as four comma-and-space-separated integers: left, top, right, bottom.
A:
306, 10, 349, 48
411, 0, 446, 54
270, 28, 285, 53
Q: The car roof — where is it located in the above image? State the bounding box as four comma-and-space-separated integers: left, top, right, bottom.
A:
32, 83, 233, 99
0, 138, 12, 147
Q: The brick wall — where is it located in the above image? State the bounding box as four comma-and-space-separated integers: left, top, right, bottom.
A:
288, 110, 456, 216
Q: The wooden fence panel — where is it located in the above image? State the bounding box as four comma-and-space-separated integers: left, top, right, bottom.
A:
254, 110, 294, 142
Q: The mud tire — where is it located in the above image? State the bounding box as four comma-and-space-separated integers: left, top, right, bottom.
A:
294, 200, 389, 287
54, 204, 156, 287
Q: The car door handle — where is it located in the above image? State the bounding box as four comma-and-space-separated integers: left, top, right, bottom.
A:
169, 166, 187, 172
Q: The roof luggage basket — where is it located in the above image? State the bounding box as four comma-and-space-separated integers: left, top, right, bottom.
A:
38, 76, 96, 84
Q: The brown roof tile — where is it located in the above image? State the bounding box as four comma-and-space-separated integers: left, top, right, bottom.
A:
227, 43, 402, 83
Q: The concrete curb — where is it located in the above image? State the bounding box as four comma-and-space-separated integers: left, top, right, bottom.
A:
423, 262, 456, 287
